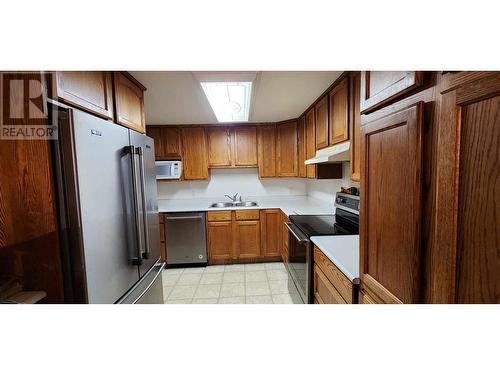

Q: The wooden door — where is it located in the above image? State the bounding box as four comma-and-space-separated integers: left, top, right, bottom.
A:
349, 72, 361, 182
162, 127, 182, 159
260, 210, 281, 258
360, 102, 423, 304
207, 221, 233, 262
257, 125, 276, 178
297, 116, 307, 177
180, 127, 209, 180
431, 72, 500, 303
305, 108, 316, 178
207, 127, 232, 167
113, 72, 146, 133
233, 221, 261, 259
315, 96, 329, 149
52, 71, 114, 119
147, 127, 163, 159
234, 126, 257, 166
276, 120, 298, 177
360, 71, 423, 114
329, 77, 349, 145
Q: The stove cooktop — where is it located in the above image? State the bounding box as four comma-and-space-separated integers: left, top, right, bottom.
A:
289, 214, 358, 237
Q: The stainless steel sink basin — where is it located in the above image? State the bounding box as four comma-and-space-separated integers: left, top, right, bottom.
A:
209, 202, 234, 208
234, 201, 258, 207
208, 201, 258, 208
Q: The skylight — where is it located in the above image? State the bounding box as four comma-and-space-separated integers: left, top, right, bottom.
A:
200, 81, 252, 122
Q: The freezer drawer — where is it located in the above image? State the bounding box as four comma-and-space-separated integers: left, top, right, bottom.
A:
117, 262, 165, 304
165, 212, 207, 265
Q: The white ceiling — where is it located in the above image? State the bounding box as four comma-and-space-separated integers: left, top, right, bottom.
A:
130, 71, 342, 125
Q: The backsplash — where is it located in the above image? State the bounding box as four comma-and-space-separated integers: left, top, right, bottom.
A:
157, 168, 307, 200
157, 163, 359, 201
306, 163, 356, 203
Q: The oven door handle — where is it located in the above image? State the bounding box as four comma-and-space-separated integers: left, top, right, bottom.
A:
284, 222, 309, 244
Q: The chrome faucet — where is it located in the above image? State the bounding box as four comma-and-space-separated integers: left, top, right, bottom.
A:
225, 193, 242, 202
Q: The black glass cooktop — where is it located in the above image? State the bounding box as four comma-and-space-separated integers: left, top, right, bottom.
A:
289, 214, 358, 237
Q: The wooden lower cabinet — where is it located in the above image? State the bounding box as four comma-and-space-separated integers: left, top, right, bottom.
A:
233, 220, 261, 260
314, 247, 358, 304
260, 209, 281, 258
207, 221, 233, 262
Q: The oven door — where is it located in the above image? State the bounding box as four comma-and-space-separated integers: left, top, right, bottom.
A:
285, 222, 312, 304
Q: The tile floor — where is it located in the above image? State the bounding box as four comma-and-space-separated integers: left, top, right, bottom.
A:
162, 262, 302, 304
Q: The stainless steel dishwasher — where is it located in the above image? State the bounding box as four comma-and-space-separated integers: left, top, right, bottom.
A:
164, 212, 207, 265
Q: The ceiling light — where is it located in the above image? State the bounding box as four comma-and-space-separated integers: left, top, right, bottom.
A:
200, 81, 252, 122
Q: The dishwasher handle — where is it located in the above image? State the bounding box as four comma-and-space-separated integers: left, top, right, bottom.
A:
166, 215, 204, 220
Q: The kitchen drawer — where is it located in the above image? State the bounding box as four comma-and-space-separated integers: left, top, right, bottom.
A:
314, 246, 353, 303
235, 209, 260, 221
207, 211, 232, 222
314, 265, 347, 304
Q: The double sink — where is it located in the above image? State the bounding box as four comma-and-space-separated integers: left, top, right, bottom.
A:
209, 201, 258, 208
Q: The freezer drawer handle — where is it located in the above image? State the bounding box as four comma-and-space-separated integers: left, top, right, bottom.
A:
137, 146, 150, 260
126, 145, 143, 266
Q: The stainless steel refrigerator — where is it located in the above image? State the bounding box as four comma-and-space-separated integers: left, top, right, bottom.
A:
50, 102, 164, 304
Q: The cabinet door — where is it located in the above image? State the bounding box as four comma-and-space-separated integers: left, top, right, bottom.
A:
233, 220, 261, 259
329, 77, 349, 145
180, 127, 209, 180
260, 210, 281, 258
52, 71, 114, 119
314, 96, 329, 149
297, 116, 307, 178
349, 72, 361, 182
207, 127, 231, 167
360, 71, 423, 114
113, 72, 146, 133
282, 212, 289, 252
257, 125, 276, 178
360, 103, 423, 304
234, 126, 257, 166
276, 120, 298, 177
162, 127, 182, 159
314, 266, 347, 304
207, 221, 233, 262
147, 127, 163, 159
305, 108, 316, 178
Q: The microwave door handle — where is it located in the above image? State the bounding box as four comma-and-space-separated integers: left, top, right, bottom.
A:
284, 222, 309, 244
137, 146, 150, 260
127, 146, 143, 266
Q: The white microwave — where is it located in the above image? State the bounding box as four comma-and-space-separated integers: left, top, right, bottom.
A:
156, 160, 182, 180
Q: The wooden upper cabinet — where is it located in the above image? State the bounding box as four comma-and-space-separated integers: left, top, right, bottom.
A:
207, 127, 232, 167
360, 71, 423, 114
257, 125, 277, 178
233, 220, 261, 259
276, 120, 298, 177
162, 127, 182, 159
148, 126, 182, 160
207, 221, 233, 262
234, 126, 257, 166
113, 72, 146, 133
147, 127, 163, 159
349, 72, 361, 182
180, 127, 209, 180
314, 96, 329, 149
260, 209, 281, 258
51, 71, 114, 119
297, 116, 307, 178
305, 108, 316, 178
360, 102, 424, 304
329, 77, 349, 145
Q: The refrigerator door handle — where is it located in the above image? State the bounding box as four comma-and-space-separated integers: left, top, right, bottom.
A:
137, 146, 150, 260
127, 145, 143, 266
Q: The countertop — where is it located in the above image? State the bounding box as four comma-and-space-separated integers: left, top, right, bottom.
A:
157, 195, 334, 216
310, 235, 360, 282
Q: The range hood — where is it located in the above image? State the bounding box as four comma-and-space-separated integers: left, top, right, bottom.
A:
304, 141, 350, 164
